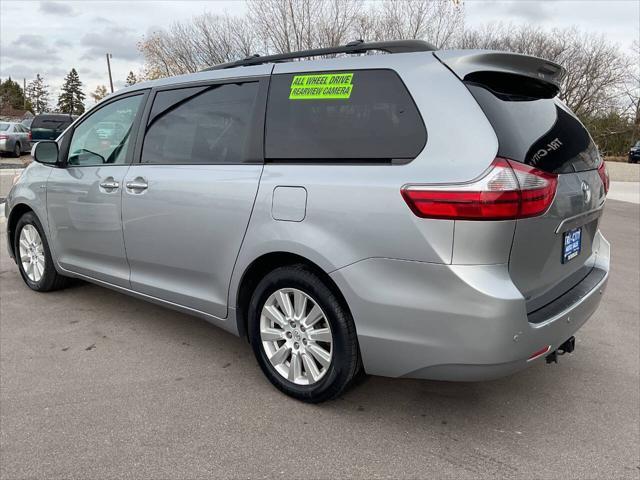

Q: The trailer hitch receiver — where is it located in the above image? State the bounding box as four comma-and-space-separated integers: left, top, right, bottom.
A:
546, 336, 576, 364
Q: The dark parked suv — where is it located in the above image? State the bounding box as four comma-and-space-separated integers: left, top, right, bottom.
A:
29, 113, 76, 147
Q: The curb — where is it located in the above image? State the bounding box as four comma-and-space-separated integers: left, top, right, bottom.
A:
608, 181, 640, 204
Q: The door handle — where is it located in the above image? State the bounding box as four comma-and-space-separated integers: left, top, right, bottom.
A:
126, 177, 148, 192
99, 178, 119, 191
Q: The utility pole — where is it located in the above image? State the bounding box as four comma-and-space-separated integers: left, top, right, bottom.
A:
106, 53, 114, 93
23, 78, 26, 110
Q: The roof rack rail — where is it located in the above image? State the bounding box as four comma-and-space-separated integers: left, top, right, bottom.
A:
203, 39, 436, 71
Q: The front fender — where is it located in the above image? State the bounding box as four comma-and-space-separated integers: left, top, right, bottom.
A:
5, 163, 53, 259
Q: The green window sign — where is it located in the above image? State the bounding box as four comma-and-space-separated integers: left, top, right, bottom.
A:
289, 73, 354, 100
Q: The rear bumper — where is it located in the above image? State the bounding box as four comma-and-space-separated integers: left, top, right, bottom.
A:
330, 230, 610, 381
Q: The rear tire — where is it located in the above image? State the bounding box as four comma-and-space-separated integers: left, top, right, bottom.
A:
14, 212, 69, 292
248, 264, 360, 403
14, 143, 21, 158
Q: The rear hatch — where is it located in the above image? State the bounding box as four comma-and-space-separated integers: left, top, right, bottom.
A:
435, 50, 607, 312
30, 115, 74, 141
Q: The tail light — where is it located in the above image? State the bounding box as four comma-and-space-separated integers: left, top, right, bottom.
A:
0, 134, 8, 140
401, 157, 558, 220
597, 160, 609, 195
28, 130, 32, 142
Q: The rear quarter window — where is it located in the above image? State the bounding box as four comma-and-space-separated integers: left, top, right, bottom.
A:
265, 69, 426, 162
466, 83, 599, 174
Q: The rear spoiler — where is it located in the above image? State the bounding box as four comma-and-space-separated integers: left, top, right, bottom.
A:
434, 50, 566, 97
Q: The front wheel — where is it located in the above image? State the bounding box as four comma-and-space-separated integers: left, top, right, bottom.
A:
14, 143, 21, 158
248, 265, 360, 403
14, 212, 69, 291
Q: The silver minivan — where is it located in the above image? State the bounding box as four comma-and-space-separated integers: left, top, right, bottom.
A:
5, 41, 610, 402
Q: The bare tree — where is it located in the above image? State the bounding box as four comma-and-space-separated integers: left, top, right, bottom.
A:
373, 0, 463, 48
245, 0, 462, 56
351, 5, 379, 44
561, 31, 630, 118
139, 28, 196, 77
139, 13, 258, 76
315, 0, 364, 48
192, 13, 258, 65
247, 0, 324, 53
622, 40, 640, 126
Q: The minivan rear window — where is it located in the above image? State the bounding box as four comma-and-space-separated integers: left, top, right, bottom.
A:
265, 69, 426, 162
466, 83, 599, 174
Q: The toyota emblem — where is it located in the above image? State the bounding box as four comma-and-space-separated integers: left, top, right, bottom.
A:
581, 181, 591, 203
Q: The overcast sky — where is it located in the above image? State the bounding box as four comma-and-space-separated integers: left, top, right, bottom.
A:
1, 0, 638, 107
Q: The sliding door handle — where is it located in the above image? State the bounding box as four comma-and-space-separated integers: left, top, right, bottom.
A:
126, 177, 148, 192
99, 178, 119, 191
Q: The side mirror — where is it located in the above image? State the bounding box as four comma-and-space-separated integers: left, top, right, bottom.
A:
32, 141, 59, 165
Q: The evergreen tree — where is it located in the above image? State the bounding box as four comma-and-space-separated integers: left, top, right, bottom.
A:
57, 69, 86, 115
90, 85, 109, 103
125, 71, 138, 87
0, 77, 31, 111
25, 74, 50, 114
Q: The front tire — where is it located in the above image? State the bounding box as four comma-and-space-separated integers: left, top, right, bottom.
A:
14, 212, 69, 292
248, 264, 360, 403
14, 143, 21, 158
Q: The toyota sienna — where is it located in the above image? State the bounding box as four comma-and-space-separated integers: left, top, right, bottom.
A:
5, 40, 610, 402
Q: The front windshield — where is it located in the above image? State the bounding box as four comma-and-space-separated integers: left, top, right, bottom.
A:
635, 141, 640, 148
0, 123, 10, 131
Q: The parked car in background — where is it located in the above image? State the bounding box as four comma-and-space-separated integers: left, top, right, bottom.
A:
0, 122, 31, 157
5, 40, 611, 402
21, 117, 33, 129
628, 141, 640, 163
29, 113, 76, 146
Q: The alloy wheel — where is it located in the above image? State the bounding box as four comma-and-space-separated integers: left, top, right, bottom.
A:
260, 288, 333, 385
19, 225, 45, 283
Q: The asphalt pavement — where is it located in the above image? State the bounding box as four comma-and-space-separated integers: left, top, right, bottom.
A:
0, 200, 638, 479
